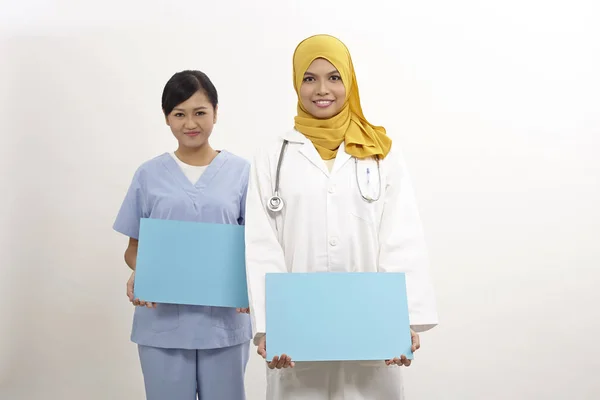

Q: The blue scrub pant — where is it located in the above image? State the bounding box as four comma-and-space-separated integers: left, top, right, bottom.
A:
138, 341, 250, 400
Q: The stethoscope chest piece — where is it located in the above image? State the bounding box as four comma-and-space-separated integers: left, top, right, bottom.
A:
267, 194, 284, 212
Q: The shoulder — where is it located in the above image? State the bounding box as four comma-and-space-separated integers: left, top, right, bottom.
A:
382, 141, 409, 180
384, 141, 404, 162
130, 153, 170, 181
221, 151, 250, 174
250, 132, 293, 163
221, 150, 250, 167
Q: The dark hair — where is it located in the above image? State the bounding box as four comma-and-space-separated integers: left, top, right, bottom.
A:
161, 70, 218, 116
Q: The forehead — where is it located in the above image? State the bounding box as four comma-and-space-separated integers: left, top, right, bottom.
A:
305, 57, 338, 73
174, 90, 211, 109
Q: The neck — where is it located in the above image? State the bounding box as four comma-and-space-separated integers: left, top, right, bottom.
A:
175, 143, 219, 166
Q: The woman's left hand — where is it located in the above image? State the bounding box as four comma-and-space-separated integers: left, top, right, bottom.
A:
385, 329, 420, 367
236, 308, 250, 314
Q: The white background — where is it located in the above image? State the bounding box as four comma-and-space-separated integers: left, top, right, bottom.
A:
1, 0, 599, 399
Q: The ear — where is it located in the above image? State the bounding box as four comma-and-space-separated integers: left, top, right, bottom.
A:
164, 114, 170, 126
213, 105, 218, 124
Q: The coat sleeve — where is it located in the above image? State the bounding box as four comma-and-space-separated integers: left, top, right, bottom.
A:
244, 146, 288, 343
377, 146, 439, 332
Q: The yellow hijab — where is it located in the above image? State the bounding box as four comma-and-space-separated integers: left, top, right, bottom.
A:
293, 34, 392, 160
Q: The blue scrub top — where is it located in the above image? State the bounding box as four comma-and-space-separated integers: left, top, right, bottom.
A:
113, 151, 252, 350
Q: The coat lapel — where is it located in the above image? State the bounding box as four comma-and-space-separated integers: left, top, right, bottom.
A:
331, 142, 352, 175
281, 129, 346, 177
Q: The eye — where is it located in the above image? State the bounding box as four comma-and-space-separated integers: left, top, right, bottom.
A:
174, 112, 184, 117
303, 76, 315, 83
330, 75, 342, 81
196, 111, 206, 116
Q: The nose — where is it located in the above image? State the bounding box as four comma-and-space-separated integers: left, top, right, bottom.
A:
317, 80, 330, 96
184, 115, 198, 129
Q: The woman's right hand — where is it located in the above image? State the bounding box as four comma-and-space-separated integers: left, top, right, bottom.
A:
257, 335, 295, 369
126, 271, 156, 308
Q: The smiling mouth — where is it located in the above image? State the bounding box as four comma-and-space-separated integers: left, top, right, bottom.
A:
313, 100, 334, 108
184, 131, 200, 136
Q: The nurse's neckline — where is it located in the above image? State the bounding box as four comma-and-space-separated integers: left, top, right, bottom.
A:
172, 149, 224, 167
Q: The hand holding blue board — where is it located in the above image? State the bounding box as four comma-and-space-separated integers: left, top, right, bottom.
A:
265, 272, 413, 362
134, 218, 249, 308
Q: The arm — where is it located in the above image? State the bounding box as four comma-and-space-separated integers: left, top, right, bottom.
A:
238, 162, 250, 226
124, 236, 154, 307
124, 237, 138, 271
244, 147, 288, 344
378, 148, 438, 333
236, 162, 251, 313
114, 168, 154, 307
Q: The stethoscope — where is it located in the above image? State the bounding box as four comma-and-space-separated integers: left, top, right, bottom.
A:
266, 140, 382, 213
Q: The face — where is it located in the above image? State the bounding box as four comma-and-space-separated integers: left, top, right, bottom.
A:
165, 90, 217, 149
299, 58, 346, 119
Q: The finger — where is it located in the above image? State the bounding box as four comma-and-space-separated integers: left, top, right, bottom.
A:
257, 341, 267, 359
414, 340, 420, 352
282, 355, 293, 369
268, 356, 279, 369
412, 331, 420, 351
276, 354, 287, 369
284, 356, 293, 368
401, 355, 411, 367
392, 357, 401, 366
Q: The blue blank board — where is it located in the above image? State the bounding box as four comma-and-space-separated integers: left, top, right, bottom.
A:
266, 272, 413, 362
134, 218, 249, 308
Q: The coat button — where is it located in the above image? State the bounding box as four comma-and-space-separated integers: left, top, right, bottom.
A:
328, 185, 336, 194
329, 238, 338, 246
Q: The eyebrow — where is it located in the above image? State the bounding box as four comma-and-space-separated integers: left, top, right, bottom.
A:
303, 70, 340, 76
173, 106, 208, 111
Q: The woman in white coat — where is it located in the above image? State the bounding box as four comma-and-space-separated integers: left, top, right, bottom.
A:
244, 34, 438, 399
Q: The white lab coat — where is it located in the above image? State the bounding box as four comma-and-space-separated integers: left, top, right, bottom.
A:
245, 129, 438, 400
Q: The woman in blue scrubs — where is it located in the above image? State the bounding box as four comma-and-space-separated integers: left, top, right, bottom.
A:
113, 70, 252, 400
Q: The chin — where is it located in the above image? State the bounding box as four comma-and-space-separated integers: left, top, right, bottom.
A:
180, 140, 207, 149
307, 103, 341, 119
312, 110, 337, 119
